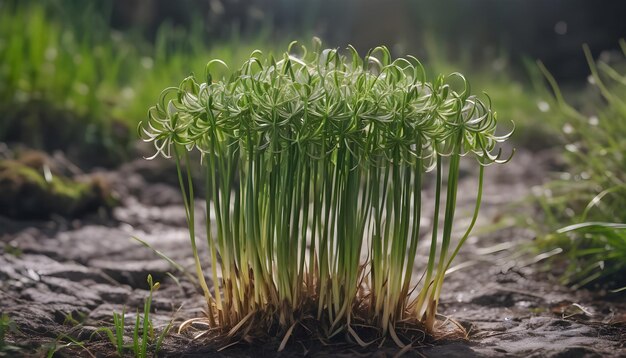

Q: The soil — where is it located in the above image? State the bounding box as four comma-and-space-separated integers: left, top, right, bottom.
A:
1, 147, 624, 357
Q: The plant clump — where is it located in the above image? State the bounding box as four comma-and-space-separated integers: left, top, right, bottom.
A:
534, 41, 626, 292
140, 40, 512, 347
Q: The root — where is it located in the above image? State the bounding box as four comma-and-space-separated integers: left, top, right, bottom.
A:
177, 302, 467, 354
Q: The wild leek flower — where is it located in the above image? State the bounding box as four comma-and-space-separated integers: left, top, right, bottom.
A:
140, 40, 512, 346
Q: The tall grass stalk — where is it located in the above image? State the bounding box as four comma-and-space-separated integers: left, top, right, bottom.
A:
141, 41, 511, 345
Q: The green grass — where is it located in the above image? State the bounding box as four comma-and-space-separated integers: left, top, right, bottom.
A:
0, 313, 20, 356
141, 40, 512, 347
92, 275, 172, 357
0, 2, 278, 164
531, 41, 626, 292
0, 2, 128, 155
538, 223, 626, 291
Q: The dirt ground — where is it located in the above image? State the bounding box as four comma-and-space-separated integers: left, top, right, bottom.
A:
1, 147, 625, 357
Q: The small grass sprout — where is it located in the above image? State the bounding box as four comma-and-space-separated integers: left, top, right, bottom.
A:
141, 40, 512, 347
93, 274, 172, 357
0, 313, 20, 356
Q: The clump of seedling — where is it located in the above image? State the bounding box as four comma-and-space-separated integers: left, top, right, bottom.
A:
94, 275, 171, 357
141, 40, 512, 347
